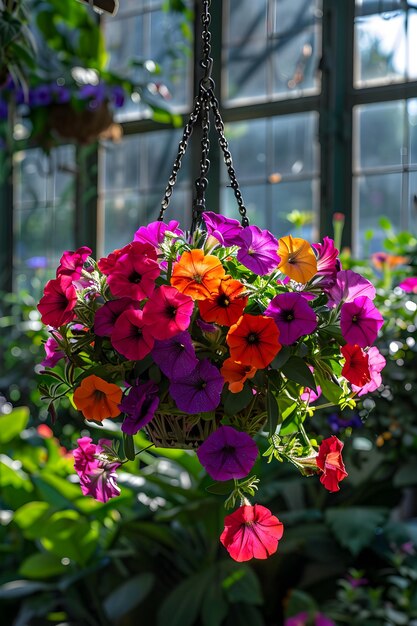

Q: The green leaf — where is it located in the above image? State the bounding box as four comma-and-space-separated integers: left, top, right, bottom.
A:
13, 501, 51, 540
315, 373, 342, 404
39, 511, 99, 566
104, 574, 155, 621
278, 406, 302, 436
281, 357, 317, 393
222, 562, 263, 605
206, 480, 235, 495
0, 406, 30, 443
0, 580, 53, 599
378, 216, 392, 231
270, 345, 292, 369
266, 385, 280, 436
19, 553, 68, 579
325, 507, 389, 555
0, 16, 22, 47
201, 578, 228, 626
32, 473, 82, 506
123, 433, 135, 461
157, 569, 212, 626
223, 384, 253, 415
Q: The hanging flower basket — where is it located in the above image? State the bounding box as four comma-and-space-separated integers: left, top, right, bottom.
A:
47, 100, 114, 144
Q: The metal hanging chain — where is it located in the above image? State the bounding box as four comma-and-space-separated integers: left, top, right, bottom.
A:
159, 0, 248, 228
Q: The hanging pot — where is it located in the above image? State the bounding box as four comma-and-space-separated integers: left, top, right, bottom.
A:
48, 100, 113, 144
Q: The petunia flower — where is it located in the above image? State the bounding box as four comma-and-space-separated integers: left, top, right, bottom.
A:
220, 358, 257, 393
312, 236, 340, 287
399, 277, 417, 293
340, 296, 384, 347
93, 298, 136, 336
56, 246, 92, 281
111, 309, 154, 360
151, 331, 198, 380
197, 425, 258, 481
300, 367, 321, 403
133, 219, 182, 248
97, 246, 125, 275
38, 275, 78, 328
351, 345, 385, 396
220, 504, 284, 562
277, 235, 317, 283
107, 242, 160, 301
142, 285, 194, 340
316, 435, 348, 492
41, 335, 65, 368
264, 292, 317, 345
198, 277, 248, 326
73, 375, 122, 422
328, 412, 363, 433
119, 381, 160, 435
341, 344, 371, 387
169, 358, 224, 413
73, 437, 121, 503
371, 252, 407, 270
170, 249, 226, 300
202, 211, 243, 246
284, 613, 309, 626
327, 269, 375, 307
227, 314, 281, 369
236, 225, 280, 275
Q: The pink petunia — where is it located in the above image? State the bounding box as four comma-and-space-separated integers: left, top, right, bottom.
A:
111, 309, 154, 360
73, 437, 120, 503
399, 277, 417, 293
340, 296, 384, 347
327, 270, 376, 307
142, 285, 194, 340
37, 275, 78, 328
107, 242, 160, 301
41, 335, 65, 368
56, 246, 92, 281
351, 346, 386, 396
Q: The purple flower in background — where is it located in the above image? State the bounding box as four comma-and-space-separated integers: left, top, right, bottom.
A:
327, 270, 376, 307
111, 85, 125, 108
52, 84, 71, 104
169, 358, 224, 413
94, 298, 136, 337
120, 381, 160, 435
315, 615, 336, 626
134, 219, 182, 249
197, 318, 217, 334
78, 83, 106, 109
26, 256, 49, 269
41, 335, 65, 368
328, 412, 362, 433
0, 99, 8, 120
152, 331, 198, 379
340, 295, 383, 347
197, 425, 258, 481
29, 85, 52, 107
237, 225, 280, 275
399, 277, 417, 293
265, 292, 317, 345
202, 211, 243, 246
284, 613, 308, 626
351, 345, 386, 396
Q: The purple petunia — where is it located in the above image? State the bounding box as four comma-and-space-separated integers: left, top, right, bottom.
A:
119, 381, 160, 435
202, 211, 243, 246
169, 358, 224, 413
327, 269, 376, 307
133, 220, 183, 249
197, 425, 258, 481
236, 225, 280, 275
152, 331, 198, 380
264, 292, 317, 345
340, 295, 384, 347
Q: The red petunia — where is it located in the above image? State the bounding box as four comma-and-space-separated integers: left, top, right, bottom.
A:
106, 242, 160, 301
226, 314, 281, 369
220, 504, 284, 562
316, 436, 348, 492
198, 277, 248, 326
37, 275, 78, 328
341, 344, 371, 387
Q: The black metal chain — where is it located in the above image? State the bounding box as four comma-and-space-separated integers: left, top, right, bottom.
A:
158, 0, 249, 230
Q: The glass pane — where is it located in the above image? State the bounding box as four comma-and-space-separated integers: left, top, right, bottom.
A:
14, 149, 48, 205
354, 10, 406, 87
222, 119, 268, 183
409, 10, 417, 80
273, 112, 318, 176
408, 171, 417, 234
271, 179, 316, 239
222, 184, 269, 230
104, 136, 140, 191
223, 0, 322, 104
409, 99, 417, 166
354, 173, 402, 254
353, 101, 405, 170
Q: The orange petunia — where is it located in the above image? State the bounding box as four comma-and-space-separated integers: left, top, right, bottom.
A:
221, 358, 257, 393
170, 249, 226, 300
277, 235, 317, 283
198, 277, 248, 326
227, 314, 281, 369
371, 252, 408, 270
73, 375, 122, 422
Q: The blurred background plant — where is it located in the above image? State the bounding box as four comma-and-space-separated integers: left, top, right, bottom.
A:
1, 217, 417, 625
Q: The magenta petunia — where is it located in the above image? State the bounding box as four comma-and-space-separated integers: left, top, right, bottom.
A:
41, 335, 65, 368
264, 292, 317, 345
56, 246, 92, 281
202, 211, 243, 246
142, 285, 194, 340
236, 225, 280, 275
73, 436, 101, 475
197, 425, 258, 481
399, 277, 417, 293
133, 220, 182, 248
94, 298, 136, 336
312, 237, 340, 288
340, 295, 384, 347
119, 381, 160, 435
37, 275, 78, 328
107, 242, 160, 301
169, 358, 224, 413
111, 309, 154, 360
151, 331, 198, 380
79, 462, 121, 502
351, 345, 386, 396
327, 270, 376, 307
